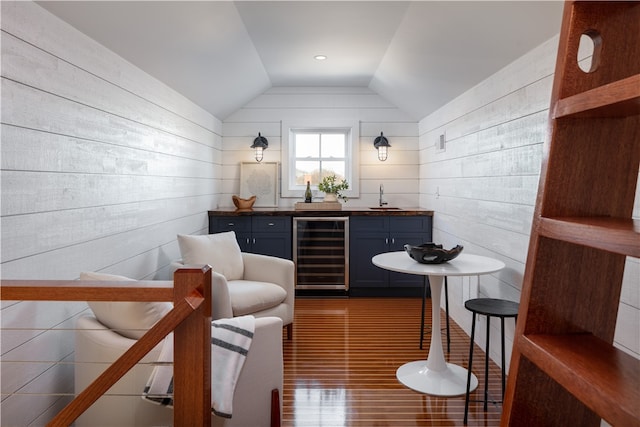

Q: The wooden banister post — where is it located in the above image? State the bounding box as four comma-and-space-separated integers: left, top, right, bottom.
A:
173, 266, 212, 427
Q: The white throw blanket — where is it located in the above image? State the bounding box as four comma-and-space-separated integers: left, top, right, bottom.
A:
142, 315, 255, 418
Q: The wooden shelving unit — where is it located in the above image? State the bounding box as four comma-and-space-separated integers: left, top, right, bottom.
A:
501, 2, 640, 426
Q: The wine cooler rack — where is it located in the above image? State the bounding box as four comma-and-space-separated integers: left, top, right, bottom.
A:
293, 217, 349, 290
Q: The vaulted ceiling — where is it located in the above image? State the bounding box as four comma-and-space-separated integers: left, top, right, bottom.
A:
38, 1, 564, 120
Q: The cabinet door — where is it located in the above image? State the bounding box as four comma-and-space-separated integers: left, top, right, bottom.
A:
349, 231, 390, 288
251, 232, 292, 259
388, 217, 433, 287
234, 233, 252, 253
389, 216, 432, 237
209, 216, 252, 252
349, 217, 390, 288
251, 216, 292, 259
389, 233, 427, 287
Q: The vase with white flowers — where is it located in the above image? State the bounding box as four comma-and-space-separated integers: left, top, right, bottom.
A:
318, 174, 349, 202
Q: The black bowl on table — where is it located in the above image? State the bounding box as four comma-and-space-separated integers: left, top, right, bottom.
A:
404, 243, 464, 264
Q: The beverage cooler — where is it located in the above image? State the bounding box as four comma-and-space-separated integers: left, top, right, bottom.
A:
293, 217, 349, 290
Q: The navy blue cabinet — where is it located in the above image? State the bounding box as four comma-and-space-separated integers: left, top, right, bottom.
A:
209, 212, 431, 296
349, 216, 432, 296
209, 215, 292, 259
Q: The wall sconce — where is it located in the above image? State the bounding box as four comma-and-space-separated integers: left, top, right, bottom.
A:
373, 132, 391, 161
250, 132, 268, 162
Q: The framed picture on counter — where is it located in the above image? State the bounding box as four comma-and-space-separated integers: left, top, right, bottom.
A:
240, 162, 279, 207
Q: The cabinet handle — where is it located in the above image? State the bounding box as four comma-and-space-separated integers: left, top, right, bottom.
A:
385, 238, 389, 245
253, 238, 256, 244
392, 238, 395, 244
227, 222, 234, 226
268, 222, 275, 227
246, 238, 250, 245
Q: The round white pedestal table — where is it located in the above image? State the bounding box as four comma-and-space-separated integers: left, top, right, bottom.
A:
372, 252, 505, 397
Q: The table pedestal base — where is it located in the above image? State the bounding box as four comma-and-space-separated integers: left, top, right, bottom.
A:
396, 360, 478, 397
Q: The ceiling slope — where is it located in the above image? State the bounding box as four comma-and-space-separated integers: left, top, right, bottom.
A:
371, 1, 564, 119
38, 1, 563, 121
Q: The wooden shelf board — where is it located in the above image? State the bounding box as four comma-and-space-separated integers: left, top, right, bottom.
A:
538, 217, 640, 258
298, 272, 344, 276
554, 74, 640, 118
297, 285, 345, 288
518, 333, 640, 427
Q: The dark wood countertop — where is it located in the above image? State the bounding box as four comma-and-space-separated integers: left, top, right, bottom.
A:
209, 207, 433, 216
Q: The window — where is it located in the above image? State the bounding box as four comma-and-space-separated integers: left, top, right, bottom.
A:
281, 120, 360, 199
293, 129, 346, 184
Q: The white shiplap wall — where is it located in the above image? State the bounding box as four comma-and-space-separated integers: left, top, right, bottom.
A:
0, 2, 220, 425
221, 86, 419, 208
419, 35, 640, 370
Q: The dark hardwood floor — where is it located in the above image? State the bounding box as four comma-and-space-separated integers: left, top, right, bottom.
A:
281, 297, 505, 427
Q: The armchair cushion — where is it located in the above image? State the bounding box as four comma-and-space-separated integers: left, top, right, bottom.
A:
177, 232, 244, 281
171, 249, 295, 334
79, 272, 171, 340
229, 280, 287, 316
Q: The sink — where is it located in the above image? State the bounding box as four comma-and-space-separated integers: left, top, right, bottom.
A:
369, 207, 402, 210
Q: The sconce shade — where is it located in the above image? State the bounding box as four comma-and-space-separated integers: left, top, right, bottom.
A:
251, 132, 268, 162
373, 132, 391, 161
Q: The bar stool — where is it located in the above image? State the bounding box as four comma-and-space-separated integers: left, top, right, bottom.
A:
463, 298, 519, 425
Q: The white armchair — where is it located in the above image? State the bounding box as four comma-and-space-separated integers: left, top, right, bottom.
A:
74, 314, 283, 427
175, 232, 295, 339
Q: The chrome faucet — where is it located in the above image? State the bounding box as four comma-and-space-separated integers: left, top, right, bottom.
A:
379, 184, 388, 207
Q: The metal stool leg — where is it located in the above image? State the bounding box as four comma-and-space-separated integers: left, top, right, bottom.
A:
484, 315, 490, 411
501, 317, 506, 400
463, 310, 477, 425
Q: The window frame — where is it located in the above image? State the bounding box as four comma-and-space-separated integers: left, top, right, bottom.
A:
281, 119, 360, 199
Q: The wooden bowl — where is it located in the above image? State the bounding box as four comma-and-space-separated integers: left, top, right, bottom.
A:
232, 195, 256, 210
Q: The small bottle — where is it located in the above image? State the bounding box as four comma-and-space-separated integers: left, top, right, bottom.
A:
304, 181, 312, 203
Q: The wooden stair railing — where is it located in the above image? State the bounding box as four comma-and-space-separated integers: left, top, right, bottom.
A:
0, 266, 212, 427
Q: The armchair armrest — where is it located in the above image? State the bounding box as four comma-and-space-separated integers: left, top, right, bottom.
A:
232, 316, 283, 426
242, 253, 295, 306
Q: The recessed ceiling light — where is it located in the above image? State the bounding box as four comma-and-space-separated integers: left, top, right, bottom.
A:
314, 55, 327, 61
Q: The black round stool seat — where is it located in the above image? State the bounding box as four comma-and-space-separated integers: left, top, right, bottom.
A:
465, 298, 519, 318
463, 298, 519, 425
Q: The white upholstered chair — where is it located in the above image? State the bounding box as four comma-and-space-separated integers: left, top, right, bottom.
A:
173, 232, 295, 339
74, 272, 283, 427
74, 315, 283, 427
